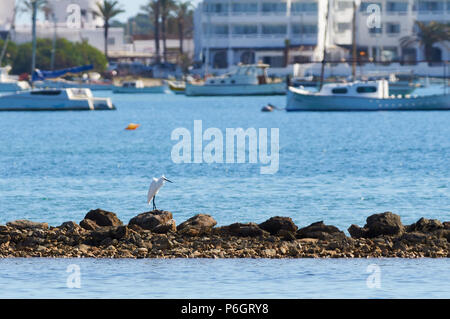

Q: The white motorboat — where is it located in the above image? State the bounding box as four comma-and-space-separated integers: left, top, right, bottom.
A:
113, 80, 167, 94
167, 80, 186, 94
0, 66, 30, 92
0, 88, 115, 111
185, 64, 286, 96
286, 80, 450, 111
34, 79, 114, 91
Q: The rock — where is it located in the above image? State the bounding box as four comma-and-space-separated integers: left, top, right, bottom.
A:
59, 221, 81, 231
153, 236, 171, 250
348, 224, 367, 238
84, 209, 123, 227
364, 212, 405, 238
296, 221, 346, 240
259, 216, 298, 235
177, 214, 217, 236
109, 226, 129, 240
408, 218, 444, 233
90, 226, 129, 244
76, 244, 91, 253
400, 232, 429, 244
6, 220, 48, 230
129, 210, 175, 233
153, 220, 177, 234
444, 222, 450, 230
215, 223, 269, 237
80, 218, 100, 231
277, 229, 296, 241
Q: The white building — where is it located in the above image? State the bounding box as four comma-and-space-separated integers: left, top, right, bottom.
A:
194, 0, 449, 73
332, 0, 449, 62
1, 0, 125, 56
194, 0, 328, 72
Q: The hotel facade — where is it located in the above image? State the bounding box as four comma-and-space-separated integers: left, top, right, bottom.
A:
193, 0, 450, 72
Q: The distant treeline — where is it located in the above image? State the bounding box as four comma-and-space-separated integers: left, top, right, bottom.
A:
0, 38, 107, 75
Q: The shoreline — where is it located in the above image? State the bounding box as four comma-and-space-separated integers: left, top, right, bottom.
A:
0, 210, 449, 258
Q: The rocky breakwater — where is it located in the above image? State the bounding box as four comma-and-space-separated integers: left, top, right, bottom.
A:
0, 210, 449, 258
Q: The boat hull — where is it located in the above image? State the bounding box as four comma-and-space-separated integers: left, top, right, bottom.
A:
185, 83, 286, 96
0, 90, 115, 111
0, 82, 30, 92
112, 86, 167, 94
35, 81, 114, 91
286, 87, 450, 111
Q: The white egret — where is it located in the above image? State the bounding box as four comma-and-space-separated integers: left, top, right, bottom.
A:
147, 175, 173, 210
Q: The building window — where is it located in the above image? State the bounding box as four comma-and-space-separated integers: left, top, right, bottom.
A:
213, 24, 229, 36
261, 24, 287, 35
107, 38, 115, 45
415, 0, 444, 12
292, 24, 318, 35
337, 22, 351, 32
360, 2, 382, 12
337, 1, 353, 10
212, 51, 228, 69
381, 47, 399, 61
204, 3, 229, 15
387, 1, 408, 12
262, 2, 287, 14
386, 23, 401, 34
291, 1, 318, 14
262, 56, 284, 67
232, 2, 258, 14
369, 24, 383, 34
232, 24, 258, 36
240, 51, 255, 64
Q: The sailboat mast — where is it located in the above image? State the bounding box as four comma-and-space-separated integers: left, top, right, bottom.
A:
352, 0, 357, 81
50, 12, 57, 70
31, 0, 38, 82
319, 0, 330, 90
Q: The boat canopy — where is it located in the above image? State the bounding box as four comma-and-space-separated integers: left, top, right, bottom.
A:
32, 65, 94, 82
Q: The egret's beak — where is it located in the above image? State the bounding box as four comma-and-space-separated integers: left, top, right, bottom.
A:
163, 177, 173, 183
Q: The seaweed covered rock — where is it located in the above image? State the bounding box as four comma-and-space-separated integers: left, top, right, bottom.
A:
215, 222, 269, 237
259, 216, 298, 235
349, 212, 404, 238
6, 220, 48, 230
177, 214, 217, 236
84, 209, 123, 227
296, 221, 346, 240
129, 210, 176, 233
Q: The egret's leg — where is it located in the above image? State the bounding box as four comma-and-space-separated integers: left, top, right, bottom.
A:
153, 196, 157, 211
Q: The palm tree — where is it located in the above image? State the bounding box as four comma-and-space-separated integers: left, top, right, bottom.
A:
400, 21, 450, 63
21, 0, 48, 76
174, 0, 192, 55
160, 0, 176, 62
141, 0, 161, 63
95, 0, 125, 60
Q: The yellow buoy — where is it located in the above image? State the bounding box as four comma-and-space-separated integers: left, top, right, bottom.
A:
125, 123, 140, 130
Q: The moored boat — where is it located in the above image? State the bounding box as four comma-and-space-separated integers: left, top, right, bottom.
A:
286, 80, 450, 111
0, 66, 30, 92
185, 63, 286, 96
0, 88, 115, 111
167, 80, 186, 94
113, 80, 167, 94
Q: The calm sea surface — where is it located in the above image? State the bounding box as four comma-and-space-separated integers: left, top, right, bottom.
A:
0, 86, 449, 298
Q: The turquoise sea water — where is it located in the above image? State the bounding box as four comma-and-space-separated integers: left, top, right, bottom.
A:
0, 86, 449, 298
